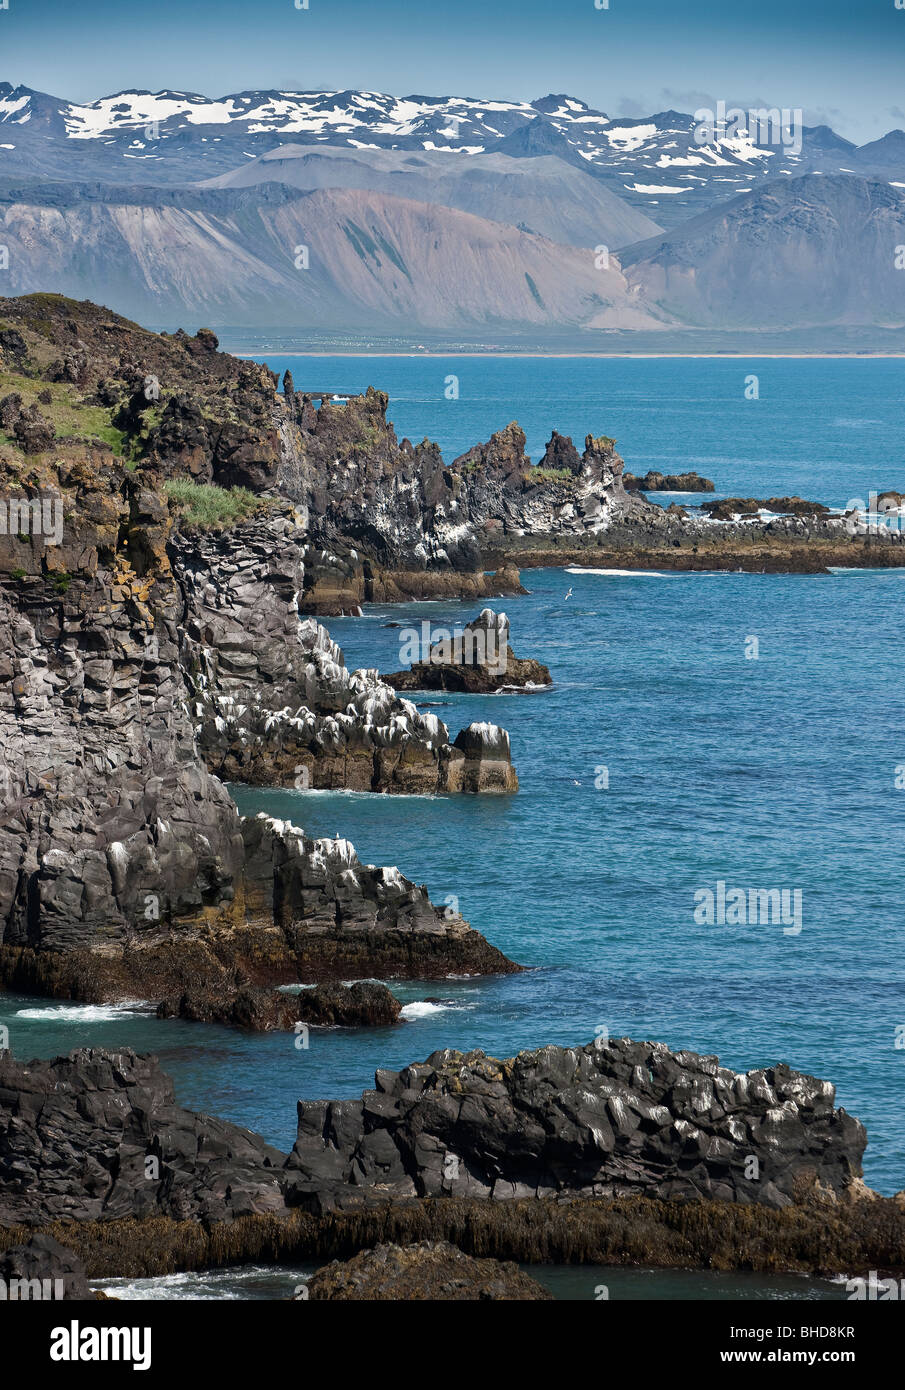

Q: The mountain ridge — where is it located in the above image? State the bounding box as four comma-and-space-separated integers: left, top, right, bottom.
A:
2, 81, 902, 224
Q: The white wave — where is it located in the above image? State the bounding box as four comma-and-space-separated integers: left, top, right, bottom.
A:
827, 566, 905, 576
94, 1267, 313, 1301
15, 1001, 150, 1022
565, 567, 668, 578
230, 784, 441, 801
400, 1000, 466, 1019
493, 681, 553, 694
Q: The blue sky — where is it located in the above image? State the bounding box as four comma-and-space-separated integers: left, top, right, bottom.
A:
1, 0, 903, 144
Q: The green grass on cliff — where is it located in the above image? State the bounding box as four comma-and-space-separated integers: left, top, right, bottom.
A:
163, 479, 262, 530
0, 371, 126, 455
532, 467, 573, 482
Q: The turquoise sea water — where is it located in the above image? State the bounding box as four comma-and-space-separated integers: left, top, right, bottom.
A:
3, 357, 904, 1298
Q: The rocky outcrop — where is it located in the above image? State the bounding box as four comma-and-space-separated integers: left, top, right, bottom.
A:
0, 1048, 289, 1226
305, 1240, 553, 1300
384, 609, 552, 694
0, 297, 520, 1003
297, 981, 402, 1028
450, 724, 519, 793
156, 982, 299, 1031
700, 496, 830, 520
237, 814, 519, 980
273, 392, 654, 611
156, 979, 402, 1030
450, 425, 651, 545
287, 1038, 866, 1213
624, 470, 714, 492
0, 507, 516, 996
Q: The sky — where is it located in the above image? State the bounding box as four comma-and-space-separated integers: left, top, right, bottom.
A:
0, 0, 903, 145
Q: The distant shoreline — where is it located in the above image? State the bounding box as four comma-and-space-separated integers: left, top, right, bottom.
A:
232, 350, 905, 360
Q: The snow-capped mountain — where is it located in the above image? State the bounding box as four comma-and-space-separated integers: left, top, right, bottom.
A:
0, 83, 899, 225
1, 81, 902, 339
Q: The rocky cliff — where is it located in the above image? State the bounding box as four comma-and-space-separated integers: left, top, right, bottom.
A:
173, 514, 518, 791
0, 296, 520, 1002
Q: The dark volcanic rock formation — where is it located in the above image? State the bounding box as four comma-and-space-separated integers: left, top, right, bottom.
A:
305, 1240, 553, 1300
624, 470, 714, 492
700, 496, 830, 520
384, 609, 552, 693
156, 982, 300, 1031
298, 981, 402, 1027
0, 1041, 868, 1229
287, 1038, 866, 1213
238, 812, 519, 979
1, 1044, 897, 1283
276, 397, 650, 611
451, 425, 650, 544
0, 296, 520, 1003
0, 1048, 288, 1226
156, 979, 402, 1030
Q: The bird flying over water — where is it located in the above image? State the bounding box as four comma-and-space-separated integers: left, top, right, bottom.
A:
564, 587, 573, 601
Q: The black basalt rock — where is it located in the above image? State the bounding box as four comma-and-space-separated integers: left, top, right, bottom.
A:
286, 1037, 867, 1212
0, 1048, 289, 1227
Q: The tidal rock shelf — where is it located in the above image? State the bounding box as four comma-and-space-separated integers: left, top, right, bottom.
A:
480, 507, 905, 576
156, 980, 403, 1031
1, 1042, 902, 1283
304, 1240, 553, 1300
0, 809, 519, 1005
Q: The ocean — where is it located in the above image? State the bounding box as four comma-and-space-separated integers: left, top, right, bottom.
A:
4, 355, 904, 1300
